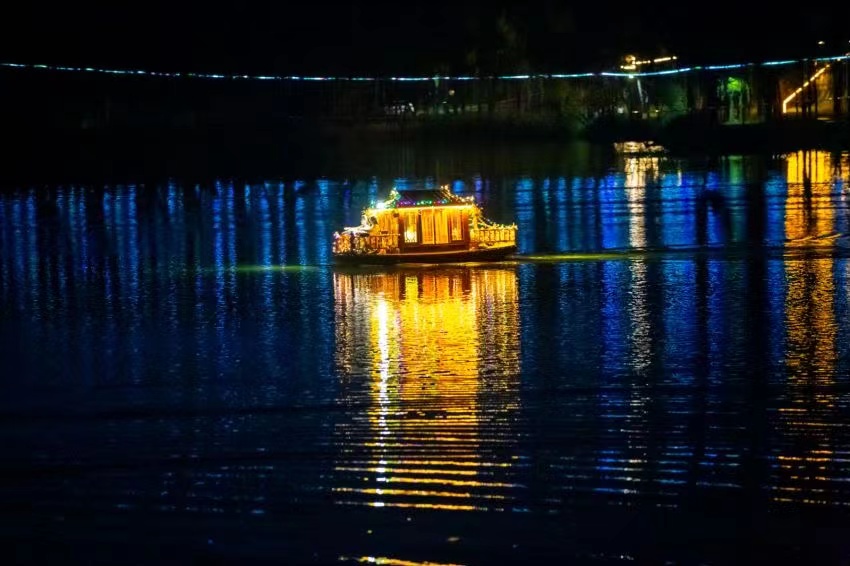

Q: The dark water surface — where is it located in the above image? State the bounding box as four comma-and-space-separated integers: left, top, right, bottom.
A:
2, 145, 850, 564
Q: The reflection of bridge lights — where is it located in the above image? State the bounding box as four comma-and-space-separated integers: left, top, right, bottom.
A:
628, 260, 652, 375
775, 149, 841, 506
784, 150, 836, 242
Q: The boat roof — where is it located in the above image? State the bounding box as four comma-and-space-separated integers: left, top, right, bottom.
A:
393, 188, 471, 208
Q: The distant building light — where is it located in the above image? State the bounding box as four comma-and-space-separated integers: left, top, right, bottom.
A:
782, 64, 831, 113
619, 53, 677, 71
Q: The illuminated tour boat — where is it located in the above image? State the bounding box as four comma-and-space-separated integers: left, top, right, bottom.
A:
332, 185, 518, 264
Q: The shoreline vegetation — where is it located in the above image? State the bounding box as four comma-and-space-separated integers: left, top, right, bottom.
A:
3, 115, 848, 185
4, 52, 849, 184
327, 114, 850, 154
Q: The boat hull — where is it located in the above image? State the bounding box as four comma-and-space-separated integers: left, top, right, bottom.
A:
333, 245, 517, 265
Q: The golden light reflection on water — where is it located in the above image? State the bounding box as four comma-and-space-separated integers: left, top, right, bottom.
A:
332, 267, 520, 512
776, 150, 842, 506
784, 150, 840, 244
624, 156, 658, 375
625, 155, 659, 250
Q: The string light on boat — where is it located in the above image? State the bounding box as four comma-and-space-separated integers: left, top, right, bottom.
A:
369, 186, 477, 209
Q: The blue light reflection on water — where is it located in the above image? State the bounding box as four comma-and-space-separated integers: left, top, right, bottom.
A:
764, 172, 788, 244
1, 149, 850, 563
599, 173, 625, 250
514, 176, 535, 254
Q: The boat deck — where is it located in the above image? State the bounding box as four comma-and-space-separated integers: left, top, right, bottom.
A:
333, 245, 517, 265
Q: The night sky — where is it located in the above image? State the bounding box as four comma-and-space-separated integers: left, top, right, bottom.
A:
1, 1, 847, 75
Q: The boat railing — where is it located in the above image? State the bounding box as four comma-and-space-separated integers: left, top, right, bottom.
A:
474, 227, 516, 244
336, 228, 516, 255
364, 234, 399, 251
333, 233, 399, 254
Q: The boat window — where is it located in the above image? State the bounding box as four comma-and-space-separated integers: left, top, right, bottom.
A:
449, 211, 463, 241
378, 213, 395, 234
403, 211, 418, 243
434, 209, 449, 244
420, 209, 435, 244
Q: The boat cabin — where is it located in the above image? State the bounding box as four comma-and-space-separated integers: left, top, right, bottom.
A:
332, 186, 516, 262
371, 189, 473, 253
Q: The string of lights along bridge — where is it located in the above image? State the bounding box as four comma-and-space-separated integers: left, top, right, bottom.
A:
1, 53, 848, 82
